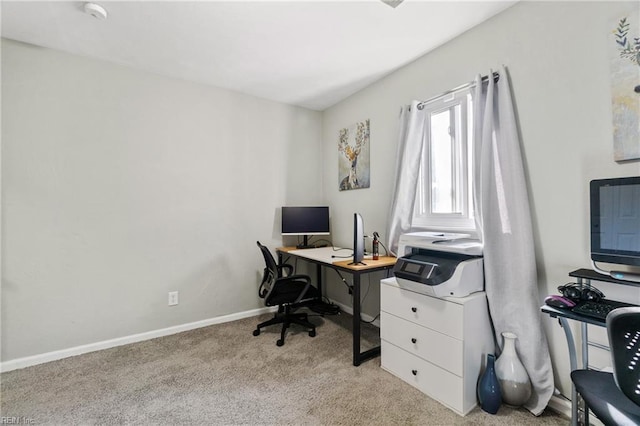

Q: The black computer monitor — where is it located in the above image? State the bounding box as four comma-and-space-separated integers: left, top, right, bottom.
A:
590, 176, 640, 282
281, 206, 330, 249
350, 213, 365, 265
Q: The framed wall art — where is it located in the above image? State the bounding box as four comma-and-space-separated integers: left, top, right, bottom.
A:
338, 119, 370, 191
609, 5, 640, 162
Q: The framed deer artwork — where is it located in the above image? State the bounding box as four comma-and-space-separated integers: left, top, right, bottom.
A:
609, 4, 640, 162
338, 119, 370, 191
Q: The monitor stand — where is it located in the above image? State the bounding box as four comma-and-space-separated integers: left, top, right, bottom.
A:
296, 235, 316, 249
592, 260, 640, 284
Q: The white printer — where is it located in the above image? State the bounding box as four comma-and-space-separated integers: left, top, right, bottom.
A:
394, 232, 484, 298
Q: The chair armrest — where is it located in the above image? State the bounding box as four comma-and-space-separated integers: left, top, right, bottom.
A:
277, 263, 294, 277
275, 274, 314, 303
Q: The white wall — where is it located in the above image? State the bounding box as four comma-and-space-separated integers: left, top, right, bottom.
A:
4, 1, 640, 402
1, 39, 323, 362
321, 1, 639, 399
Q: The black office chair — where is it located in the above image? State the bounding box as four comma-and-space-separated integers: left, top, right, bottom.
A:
252, 241, 319, 346
571, 307, 640, 425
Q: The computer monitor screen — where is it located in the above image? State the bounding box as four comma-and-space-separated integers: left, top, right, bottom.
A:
590, 176, 640, 268
282, 206, 330, 248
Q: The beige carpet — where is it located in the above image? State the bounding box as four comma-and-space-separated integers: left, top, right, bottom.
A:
1, 312, 567, 425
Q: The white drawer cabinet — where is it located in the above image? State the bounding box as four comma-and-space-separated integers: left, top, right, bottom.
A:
380, 277, 494, 416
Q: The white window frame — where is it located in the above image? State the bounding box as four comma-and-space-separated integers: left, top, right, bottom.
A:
412, 88, 476, 234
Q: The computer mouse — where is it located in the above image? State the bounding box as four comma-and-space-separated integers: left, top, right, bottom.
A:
545, 295, 576, 309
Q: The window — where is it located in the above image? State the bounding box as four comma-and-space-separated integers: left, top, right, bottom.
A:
413, 88, 475, 232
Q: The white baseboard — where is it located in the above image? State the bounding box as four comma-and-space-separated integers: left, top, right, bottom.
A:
547, 393, 603, 426
0, 307, 275, 373
547, 394, 572, 419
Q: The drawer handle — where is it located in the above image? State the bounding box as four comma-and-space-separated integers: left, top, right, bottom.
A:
411, 369, 418, 376
411, 338, 417, 344
411, 307, 417, 313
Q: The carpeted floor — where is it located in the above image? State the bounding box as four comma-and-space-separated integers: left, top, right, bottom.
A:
1, 311, 568, 425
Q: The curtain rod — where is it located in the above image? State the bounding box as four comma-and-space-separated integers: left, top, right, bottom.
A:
417, 71, 500, 110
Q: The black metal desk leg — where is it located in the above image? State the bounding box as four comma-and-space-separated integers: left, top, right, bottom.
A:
316, 264, 323, 298
558, 317, 579, 426
353, 273, 361, 366
352, 272, 382, 366
577, 278, 590, 426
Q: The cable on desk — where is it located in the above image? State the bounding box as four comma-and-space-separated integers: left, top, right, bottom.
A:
331, 247, 353, 259
294, 236, 333, 248
314, 238, 333, 246
332, 247, 352, 252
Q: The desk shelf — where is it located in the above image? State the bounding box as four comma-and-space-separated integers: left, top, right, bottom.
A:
569, 268, 640, 288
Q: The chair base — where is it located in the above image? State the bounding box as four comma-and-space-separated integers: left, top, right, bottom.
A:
253, 308, 316, 346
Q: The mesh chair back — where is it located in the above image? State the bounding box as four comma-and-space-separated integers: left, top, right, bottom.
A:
256, 241, 278, 299
608, 307, 640, 407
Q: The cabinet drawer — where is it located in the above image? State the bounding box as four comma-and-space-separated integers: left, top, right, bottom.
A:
381, 311, 463, 376
381, 282, 464, 339
381, 341, 466, 415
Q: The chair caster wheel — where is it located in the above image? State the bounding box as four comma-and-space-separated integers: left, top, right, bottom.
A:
252, 329, 260, 336
276, 339, 284, 346
309, 330, 316, 337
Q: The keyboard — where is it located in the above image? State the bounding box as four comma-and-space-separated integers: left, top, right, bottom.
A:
571, 299, 637, 320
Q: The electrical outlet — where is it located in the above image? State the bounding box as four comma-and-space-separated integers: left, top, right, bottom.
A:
168, 291, 179, 306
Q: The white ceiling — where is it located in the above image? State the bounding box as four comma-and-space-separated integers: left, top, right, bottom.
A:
1, 0, 517, 110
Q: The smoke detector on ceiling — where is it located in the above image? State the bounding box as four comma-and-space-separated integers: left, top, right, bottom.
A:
83, 2, 108, 20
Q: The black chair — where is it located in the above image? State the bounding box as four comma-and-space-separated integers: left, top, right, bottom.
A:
252, 241, 319, 346
571, 307, 640, 425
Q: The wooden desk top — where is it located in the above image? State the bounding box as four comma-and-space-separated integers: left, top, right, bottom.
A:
332, 256, 397, 270
277, 246, 306, 253
277, 246, 396, 271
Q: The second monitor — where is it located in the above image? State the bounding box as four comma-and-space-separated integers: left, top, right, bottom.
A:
281, 206, 330, 249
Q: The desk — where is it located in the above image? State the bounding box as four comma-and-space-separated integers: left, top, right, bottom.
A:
541, 268, 640, 426
277, 246, 397, 366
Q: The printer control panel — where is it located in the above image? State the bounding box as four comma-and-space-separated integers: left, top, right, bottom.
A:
396, 257, 437, 279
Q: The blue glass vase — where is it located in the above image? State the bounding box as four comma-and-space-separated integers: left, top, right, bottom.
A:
477, 353, 502, 414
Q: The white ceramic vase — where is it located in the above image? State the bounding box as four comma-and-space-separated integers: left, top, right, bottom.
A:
495, 332, 532, 406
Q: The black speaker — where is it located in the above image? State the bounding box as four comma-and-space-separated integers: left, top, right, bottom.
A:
558, 283, 605, 302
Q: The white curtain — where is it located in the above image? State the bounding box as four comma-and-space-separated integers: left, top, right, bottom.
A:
387, 101, 425, 256
387, 68, 553, 415
472, 66, 553, 415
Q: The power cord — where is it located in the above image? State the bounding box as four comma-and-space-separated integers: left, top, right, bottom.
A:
334, 269, 353, 294
360, 313, 380, 324
366, 232, 389, 256
334, 269, 377, 324
374, 232, 390, 256
331, 247, 353, 259
308, 296, 341, 315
